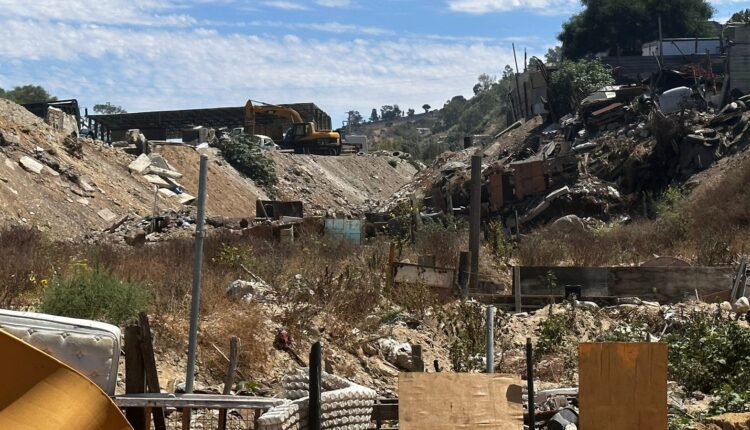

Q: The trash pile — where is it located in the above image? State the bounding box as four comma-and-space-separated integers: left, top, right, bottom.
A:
127, 152, 196, 206
389, 82, 750, 233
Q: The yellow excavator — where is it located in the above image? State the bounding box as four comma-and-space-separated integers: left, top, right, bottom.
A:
244, 100, 342, 155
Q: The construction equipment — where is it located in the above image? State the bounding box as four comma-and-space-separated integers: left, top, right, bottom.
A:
244, 100, 342, 155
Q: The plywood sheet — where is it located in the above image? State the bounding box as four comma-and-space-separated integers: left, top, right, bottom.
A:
398, 373, 523, 430
579, 343, 667, 430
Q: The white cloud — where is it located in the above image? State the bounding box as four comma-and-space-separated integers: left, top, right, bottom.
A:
264, 0, 308, 10
316, 0, 352, 6
0, 0, 196, 26
0, 18, 522, 125
447, 0, 579, 14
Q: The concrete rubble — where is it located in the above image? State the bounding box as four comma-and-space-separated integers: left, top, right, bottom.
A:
127, 150, 195, 206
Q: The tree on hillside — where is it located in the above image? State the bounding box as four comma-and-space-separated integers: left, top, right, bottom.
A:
369, 108, 379, 122
422, 104, 431, 113
441, 95, 468, 127
0, 85, 57, 104
407, 108, 415, 117
93, 102, 127, 114
346, 110, 363, 127
380, 105, 395, 121
502, 65, 514, 79
545, 46, 563, 64
731, 9, 750, 23
559, 0, 715, 59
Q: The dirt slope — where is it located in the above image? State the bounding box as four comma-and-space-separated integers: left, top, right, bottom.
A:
269, 152, 417, 215
0, 100, 418, 238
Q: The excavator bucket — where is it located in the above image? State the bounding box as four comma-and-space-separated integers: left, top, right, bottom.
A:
0, 328, 132, 430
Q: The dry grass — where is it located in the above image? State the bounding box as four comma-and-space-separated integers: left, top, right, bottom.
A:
517, 155, 750, 266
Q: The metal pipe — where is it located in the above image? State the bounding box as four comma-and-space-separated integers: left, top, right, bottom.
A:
185, 155, 209, 394
469, 155, 482, 292
485, 306, 495, 373
512, 43, 524, 119
526, 337, 535, 430
309, 342, 322, 430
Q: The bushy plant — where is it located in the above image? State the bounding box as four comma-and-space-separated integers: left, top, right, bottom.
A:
40, 262, 150, 325
667, 313, 750, 395
220, 134, 278, 193
439, 301, 487, 372
549, 59, 614, 115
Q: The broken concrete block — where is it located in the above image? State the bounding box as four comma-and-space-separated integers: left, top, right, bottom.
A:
128, 153, 151, 174
158, 188, 177, 198
97, 208, 117, 222
19, 156, 44, 174
733, 296, 750, 313
550, 215, 585, 234
178, 193, 196, 205
145, 165, 183, 179
148, 154, 177, 171
44, 166, 60, 177
0, 130, 20, 146
143, 174, 171, 187
124, 228, 147, 247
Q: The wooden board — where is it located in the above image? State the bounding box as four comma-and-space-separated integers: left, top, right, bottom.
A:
398, 373, 523, 430
579, 343, 667, 430
393, 263, 456, 290
518, 266, 733, 302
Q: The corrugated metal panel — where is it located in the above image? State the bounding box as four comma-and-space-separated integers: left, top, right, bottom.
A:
325, 219, 362, 244
728, 24, 750, 93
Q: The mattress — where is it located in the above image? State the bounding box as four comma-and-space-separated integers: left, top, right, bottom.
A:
0, 309, 121, 395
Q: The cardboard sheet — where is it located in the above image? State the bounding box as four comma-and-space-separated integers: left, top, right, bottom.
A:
398, 373, 523, 430
579, 342, 667, 430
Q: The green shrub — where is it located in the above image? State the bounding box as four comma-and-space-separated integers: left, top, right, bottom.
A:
220, 134, 278, 194
388, 159, 398, 168
667, 313, 750, 395
549, 59, 614, 116
40, 263, 150, 325
708, 385, 750, 415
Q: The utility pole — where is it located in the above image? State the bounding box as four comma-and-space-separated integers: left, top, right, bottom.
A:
469, 155, 482, 292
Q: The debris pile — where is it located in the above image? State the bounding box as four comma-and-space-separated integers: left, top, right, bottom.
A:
127, 152, 196, 205
383, 82, 750, 233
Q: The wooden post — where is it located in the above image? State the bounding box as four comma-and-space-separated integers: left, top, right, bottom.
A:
514, 266, 522, 313
125, 325, 147, 430
386, 242, 396, 289
411, 345, 424, 372
138, 313, 166, 430
218, 337, 240, 430
469, 155, 482, 292
458, 251, 471, 298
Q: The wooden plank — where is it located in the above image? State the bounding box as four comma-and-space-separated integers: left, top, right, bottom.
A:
124, 325, 147, 430
579, 343, 667, 430
138, 313, 166, 430
398, 373, 523, 430
218, 336, 240, 430
519, 266, 734, 302
393, 263, 456, 289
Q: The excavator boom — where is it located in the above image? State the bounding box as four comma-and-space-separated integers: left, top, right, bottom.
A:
244, 99, 341, 155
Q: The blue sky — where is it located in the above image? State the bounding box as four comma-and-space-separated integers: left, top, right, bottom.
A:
0, 0, 745, 126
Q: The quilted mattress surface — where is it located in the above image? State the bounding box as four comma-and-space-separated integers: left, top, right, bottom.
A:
0, 309, 121, 395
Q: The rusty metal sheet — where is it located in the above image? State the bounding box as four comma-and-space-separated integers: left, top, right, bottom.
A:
399, 373, 523, 430
487, 172, 504, 211
579, 343, 667, 430
393, 263, 455, 289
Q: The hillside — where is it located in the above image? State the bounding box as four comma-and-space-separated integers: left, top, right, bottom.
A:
355, 76, 513, 160
0, 99, 417, 238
